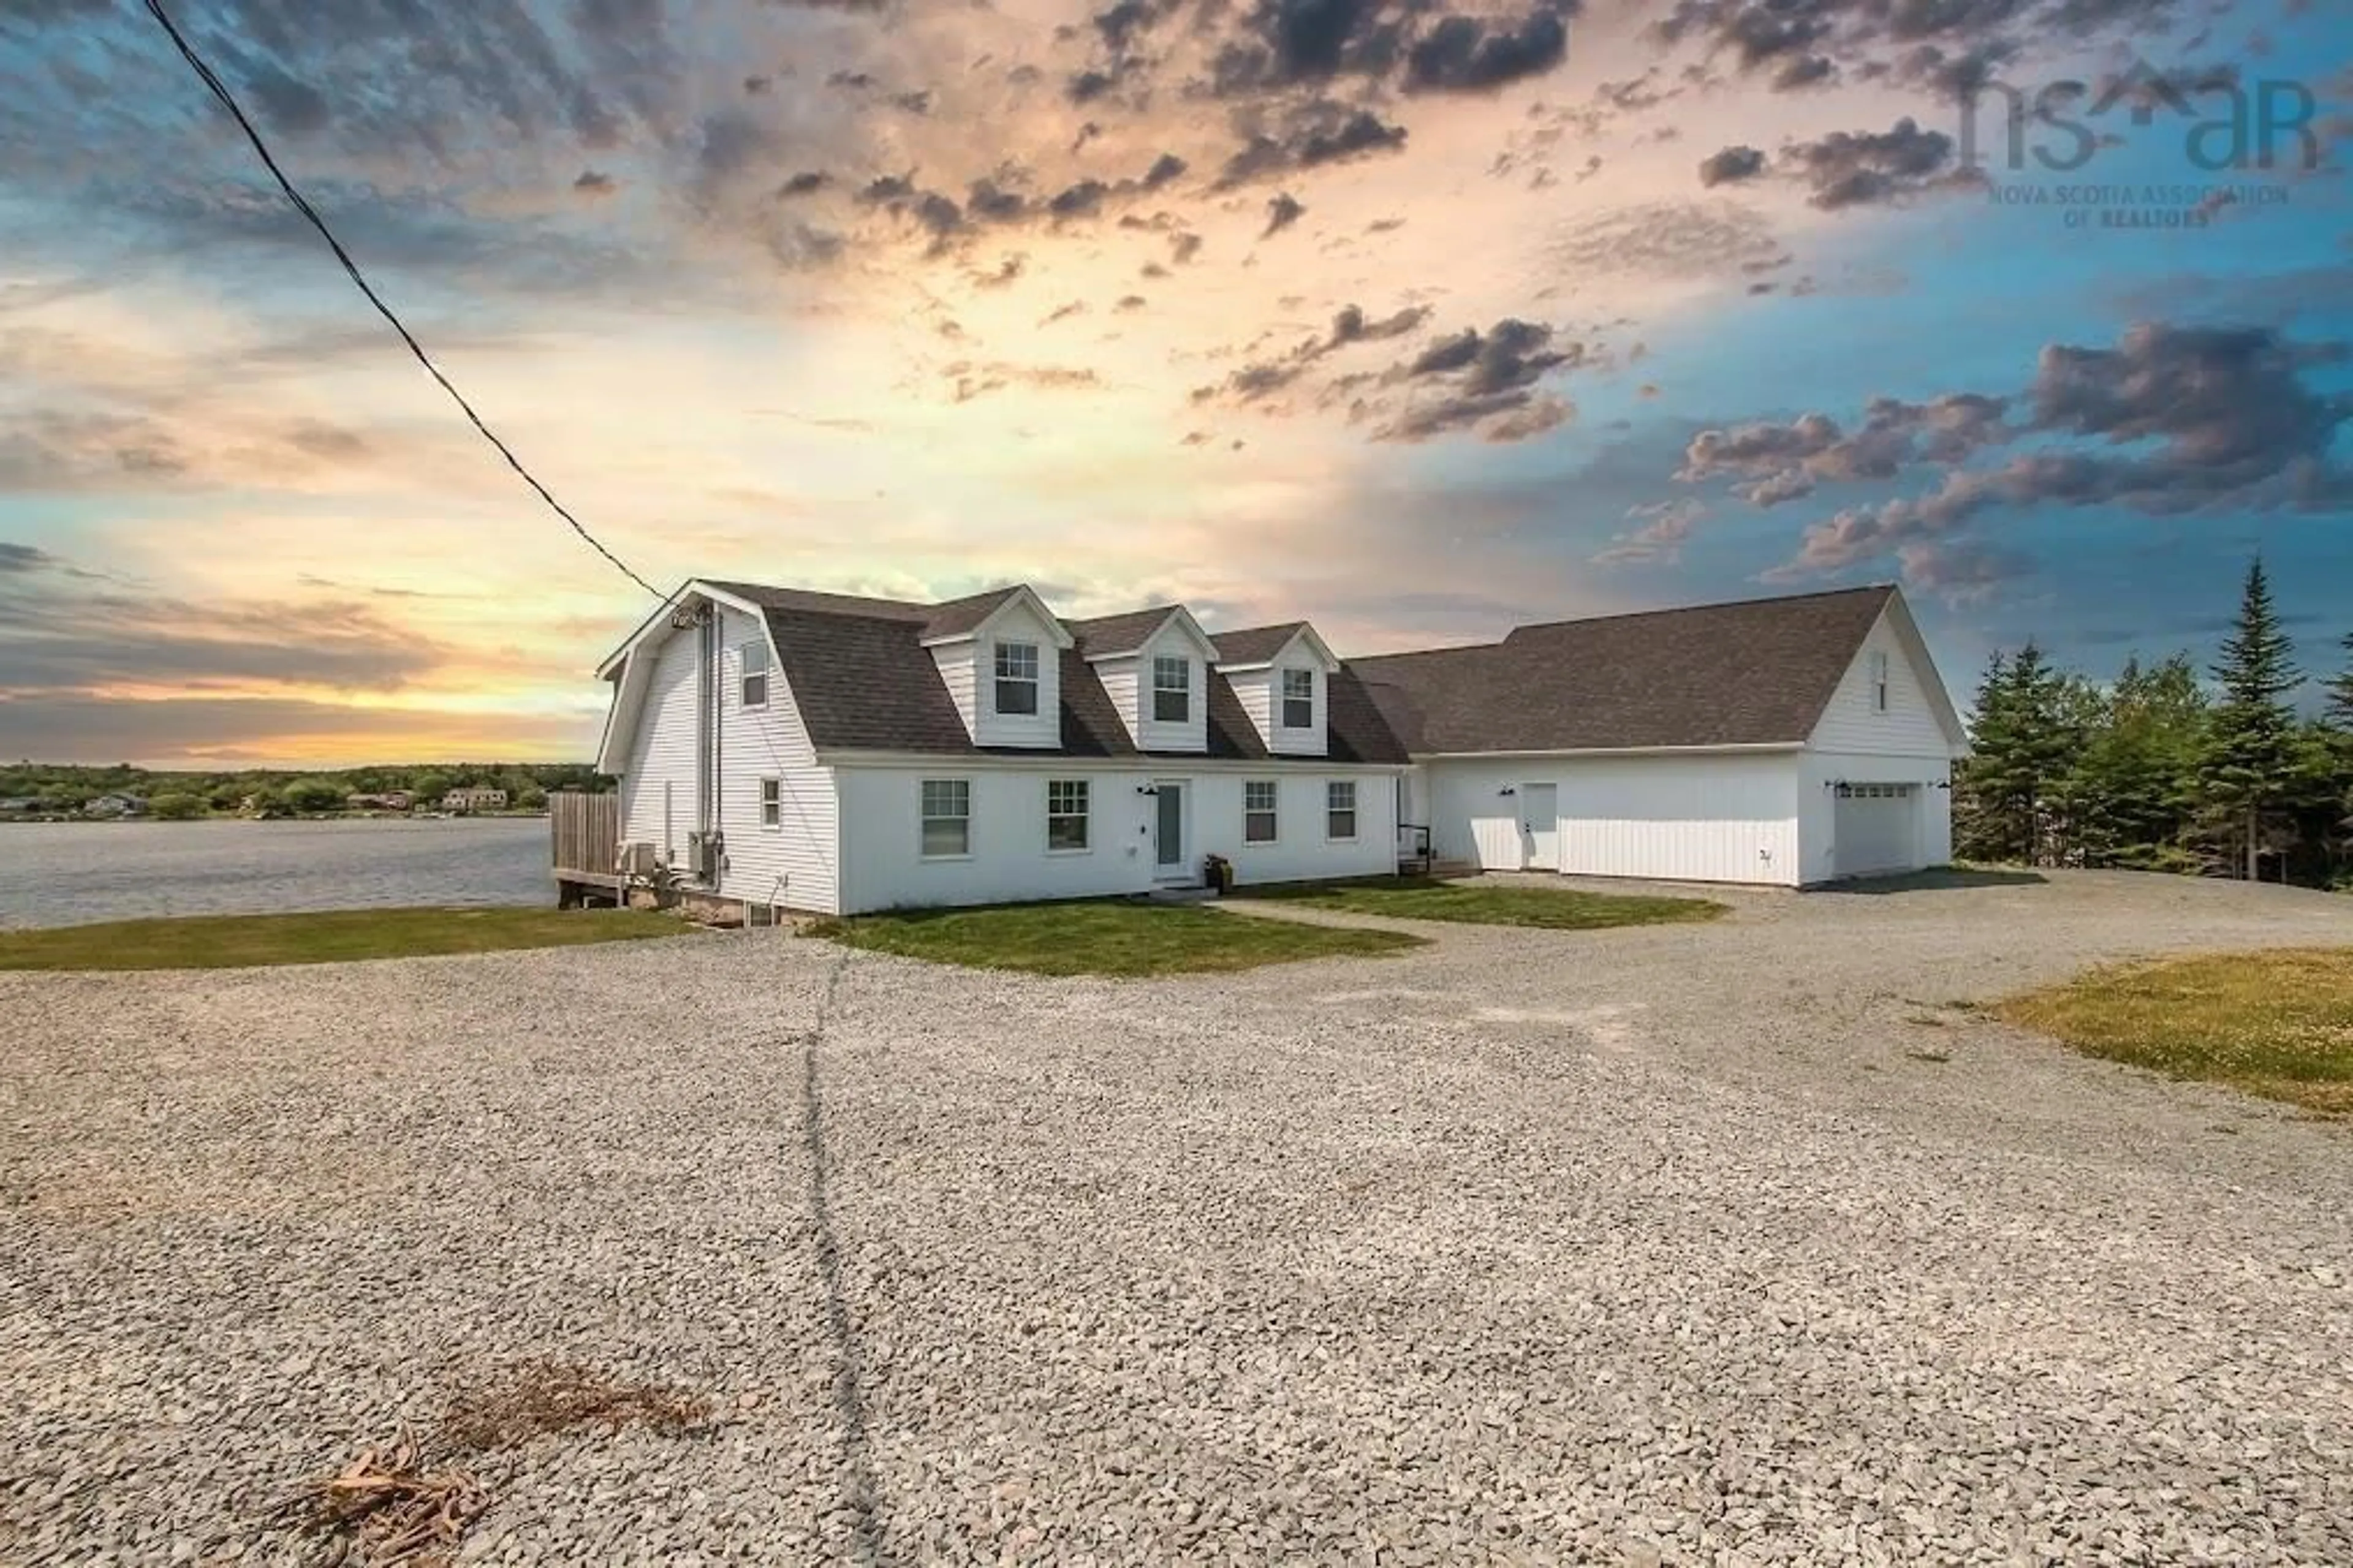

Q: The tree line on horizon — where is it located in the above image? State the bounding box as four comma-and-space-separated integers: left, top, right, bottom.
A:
1955, 559, 2353, 890
0, 762, 609, 820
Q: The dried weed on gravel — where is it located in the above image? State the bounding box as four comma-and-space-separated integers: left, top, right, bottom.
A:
270, 1366, 709, 1566
438, 1361, 711, 1453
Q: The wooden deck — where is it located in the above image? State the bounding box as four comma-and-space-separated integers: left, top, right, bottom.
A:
550, 790, 624, 907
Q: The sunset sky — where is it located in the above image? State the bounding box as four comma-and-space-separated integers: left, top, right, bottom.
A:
1, 0, 2349, 766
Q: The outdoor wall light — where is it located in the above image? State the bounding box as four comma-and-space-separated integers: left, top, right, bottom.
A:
1135, 784, 1159, 797
1498, 786, 1517, 797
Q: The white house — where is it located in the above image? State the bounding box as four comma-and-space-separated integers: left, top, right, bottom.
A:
591, 580, 1965, 915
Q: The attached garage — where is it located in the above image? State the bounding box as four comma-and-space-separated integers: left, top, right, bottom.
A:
1359, 585, 1968, 890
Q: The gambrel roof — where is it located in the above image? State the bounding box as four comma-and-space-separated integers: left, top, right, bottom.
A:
688, 581, 1409, 763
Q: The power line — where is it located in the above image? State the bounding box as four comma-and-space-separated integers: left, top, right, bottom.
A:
140, 0, 664, 600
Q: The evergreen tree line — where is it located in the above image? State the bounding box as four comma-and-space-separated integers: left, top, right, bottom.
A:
1956, 561, 2353, 889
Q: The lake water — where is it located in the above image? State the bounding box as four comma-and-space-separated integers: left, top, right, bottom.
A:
0, 818, 552, 929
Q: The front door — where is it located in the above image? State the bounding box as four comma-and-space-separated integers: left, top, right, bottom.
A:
1154, 781, 1186, 877
1520, 782, 1559, 871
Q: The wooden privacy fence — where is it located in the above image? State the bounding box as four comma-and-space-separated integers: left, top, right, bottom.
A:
550, 792, 623, 906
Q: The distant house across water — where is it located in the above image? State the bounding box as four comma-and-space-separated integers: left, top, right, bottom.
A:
347, 791, 415, 812
83, 793, 148, 819
442, 787, 509, 814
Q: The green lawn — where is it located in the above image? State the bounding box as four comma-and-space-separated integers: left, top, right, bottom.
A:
0, 906, 689, 972
805, 900, 1425, 977
1238, 876, 1727, 930
1996, 949, 2353, 1115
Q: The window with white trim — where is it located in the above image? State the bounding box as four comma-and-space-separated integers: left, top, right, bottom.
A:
740, 640, 770, 708
1281, 668, 1314, 729
1869, 650, 1890, 713
1244, 780, 1278, 843
995, 642, 1040, 716
920, 779, 971, 857
1152, 654, 1190, 722
1047, 779, 1089, 851
1326, 779, 1357, 840
759, 777, 781, 830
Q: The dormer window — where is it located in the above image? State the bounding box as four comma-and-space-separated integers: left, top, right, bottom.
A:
1152, 654, 1190, 722
995, 641, 1040, 716
1281, 668, 1314, 729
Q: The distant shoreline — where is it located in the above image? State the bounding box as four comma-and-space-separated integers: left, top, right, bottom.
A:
0, 812, 551, 826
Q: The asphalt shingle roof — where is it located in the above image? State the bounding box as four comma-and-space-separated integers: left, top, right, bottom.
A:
1351, 585, 1896, 754
1064, 606, 1181, 660
680, 580, 1897, 762
1208, 623, 1308, 666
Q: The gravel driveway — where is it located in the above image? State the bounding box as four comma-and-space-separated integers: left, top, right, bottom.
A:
4, 870, 2351, 1566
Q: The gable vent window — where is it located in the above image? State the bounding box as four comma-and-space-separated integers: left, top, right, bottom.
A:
920, 779, 971, 857
1281, 668, 1315, 729
1870, 651, 1890, 713
1326, 780, 1357, 841
1244, 780, 1278, 843
995, 641, 1040, 716
1047, 779, 1090, 851
1153, 654, 1191, 723
740, 640, 771, 709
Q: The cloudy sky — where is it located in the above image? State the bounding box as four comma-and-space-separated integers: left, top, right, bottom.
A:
1, 0, 2349, 765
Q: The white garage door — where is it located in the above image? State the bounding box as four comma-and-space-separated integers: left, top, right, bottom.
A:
1834, 783, 1917, 878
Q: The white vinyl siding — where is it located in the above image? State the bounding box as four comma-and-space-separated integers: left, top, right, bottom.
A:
1244, 780, 1278, 843
713, 605, 840, 913
1809, 612, 1955, 756
832, 767, 1398, 911
921, 779, 971, 858
1047, 779, 1089, 851
1326, 780, 1357, 841
1422, 754, 1804, 886
620, 619, 703, 864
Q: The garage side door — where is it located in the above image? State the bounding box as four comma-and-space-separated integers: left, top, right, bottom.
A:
1833, 783, 1916, 877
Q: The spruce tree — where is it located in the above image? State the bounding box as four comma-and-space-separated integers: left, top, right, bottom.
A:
1959, 643, 2071, 863
2326, 632, 2353, 731
2199, 558, 2302, 879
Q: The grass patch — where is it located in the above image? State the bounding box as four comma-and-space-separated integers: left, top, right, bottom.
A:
1995, 948, 2353, 1115
1238, 875, 1726, 930
0, 905, 688, 972
805, 899, 1424, 977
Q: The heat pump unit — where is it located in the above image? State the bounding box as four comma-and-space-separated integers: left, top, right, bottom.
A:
616, 841, 661, 877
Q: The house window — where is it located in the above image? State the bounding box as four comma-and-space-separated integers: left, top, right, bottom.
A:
1326, 780, 1357, 841
759, 777, 781, 830
920, 779, 970, 857
995, 642, 1040, 716
740, 640, 770, 708
1870, 651, 1890, 713
1281, 668, 1314, 729
1047, 779, 1089, 851
1244, 780, 1278, 843
1152, 654, 1190, 723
